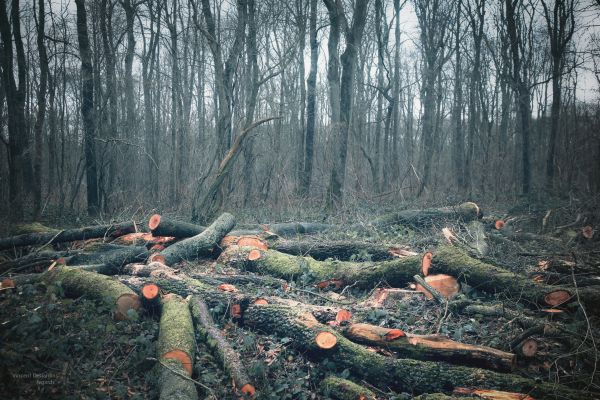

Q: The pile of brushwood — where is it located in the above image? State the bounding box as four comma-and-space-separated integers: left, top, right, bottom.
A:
1, 201, 599, 399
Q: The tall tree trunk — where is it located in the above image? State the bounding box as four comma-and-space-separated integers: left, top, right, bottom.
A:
452, 0, 464, 192
75, 0, 99, 215
300, 0, 318, 195
33, 0, 49, 218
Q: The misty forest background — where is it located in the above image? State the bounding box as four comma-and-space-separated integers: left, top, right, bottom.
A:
1, 0, 600, 224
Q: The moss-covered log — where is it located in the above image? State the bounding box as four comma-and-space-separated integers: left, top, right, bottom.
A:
160, 213, 235, 265
243, 304, 590, 398
220, 245, 600, 314
42, 266, 140, 320
271, 239, 399, 261
157, 293, 197, 400
0, 221, 141, 250
320, 376, 377, 400
362, 202, 481, 230
149, 215, 207, 238
189, 296, 255, 397
340, 323, 515, 371
66, 245, 149, 274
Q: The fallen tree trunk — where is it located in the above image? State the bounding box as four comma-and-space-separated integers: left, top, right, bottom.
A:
157, 293, 197, 400
189, 296, 255, 397
66, 245, 149, 274
160, 213, 235, 265
0, 250, 67, 274
0, 221, 141, 250
361, 202, 481, 230
271, 239, 400, 261
149, 215, 207, 238
340, 323, 515, 371
42, 266, 140, 320
242, 304, 588, 398
220, 245, 600, 314
320, 376, 376, 400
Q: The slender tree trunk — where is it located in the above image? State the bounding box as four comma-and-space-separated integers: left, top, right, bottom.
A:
75, 0, 99, 215
301, 0, 318, 195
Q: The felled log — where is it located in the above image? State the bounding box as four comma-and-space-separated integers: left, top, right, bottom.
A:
189, 296, 255, 397
0, 221, 140, 250
157, 293, 197, 400
160, 213, 235, 265
0, 250, 67, 274
363, 202, 481, 230
452, 387, 534, 399
66, 245, 149, 274
271, 239, 400, 261
465, 221, 488, 256
149, 215, 207, 238
320, 376, 377, 400
243, 304, 587, 398
42, 265, 140, 320
340, 323, 515, 371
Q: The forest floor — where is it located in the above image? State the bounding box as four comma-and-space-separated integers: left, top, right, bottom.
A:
0, 196, 599, 399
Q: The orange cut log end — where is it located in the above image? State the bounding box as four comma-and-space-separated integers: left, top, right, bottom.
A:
384, 329, 406, 341
148, 253, 166, 264
253, 298, 268, 305
495, 220, 505, 230
142, 283, 160, 300
335, 309, 352, 323
150, 244, 166, 252
416, 274, 460, 299
237, 237, 268, 250
231, 304, 242, 318
421, 252, 433, 276
315, 331, 337, 349
1, 278, 15, 289
148, 214, 161, 230
115, 293, 141, 321
541, 308, 564, 314
582, 226, 594, 239
248, 249, 262, 261
543, 290, 571, 307
162, 349, 193, 376
218, 283, 238, 292
520, 339, 538, 358
240, 383, 256, 397
220, 235, 239, 248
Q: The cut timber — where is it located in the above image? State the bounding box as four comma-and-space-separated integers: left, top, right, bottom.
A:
243, 304, 587, 398
453, 387, 534, 399
141, 283, 161, 310
495, 220, 505, 230
112, 232, 175, 246
515, 339, 538, 358
362, 288, 425, 308
157, 293, 197, 400
315, 331, 338, 349
149, 214, 206, 238
0, 221, 140, 250
341, 323, 515, 371
543, 290, 571, 307
265, 222, 332, 237
466, 221, 489, 257
220, 235, 268, 250
414, 274, 448, 303
271, 239, 399, 261
42, 266, 140, 320
364, 202, 481, 230
219, 245, 600, 313
320, 376, 377, 400
415, 274, 460, 300
66, 246, 149, 275
189, 297, 255, 397
160, 213, 235, 265
422, 252, 433, 276
335, 309, 352, 323
157, 293, 196, 376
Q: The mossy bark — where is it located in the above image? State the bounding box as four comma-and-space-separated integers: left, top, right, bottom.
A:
66, 245, 149, 274
150, 216, 206, 238
271, 239, 396, 261
160, 213, 235, 265
243, 304, 589, 398
43, 265, 140, 320
363, 202, 481, 229
0, 221, 140, 250
189, 296, 254, 397
320, 376, 377, 400
157, 358, 198, 400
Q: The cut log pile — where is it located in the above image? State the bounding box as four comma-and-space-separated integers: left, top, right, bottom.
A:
1, 202, 599, 399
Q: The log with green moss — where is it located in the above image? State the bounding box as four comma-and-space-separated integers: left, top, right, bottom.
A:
362, 202, 481, 230
0, 221, 141, 250
271, 239, 399, 261
160, 213, 235, 265
242, 304, 590, 398
66, 245, 149, 274
320, 376, 377, 400
157, 293, 197, 400
340, 323, 515, 371
42, 265, 140, 320
220, 245, 600, 314
189, 296, 255, 397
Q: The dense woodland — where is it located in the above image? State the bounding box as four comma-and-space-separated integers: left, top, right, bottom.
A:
1, 0, 600, 222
